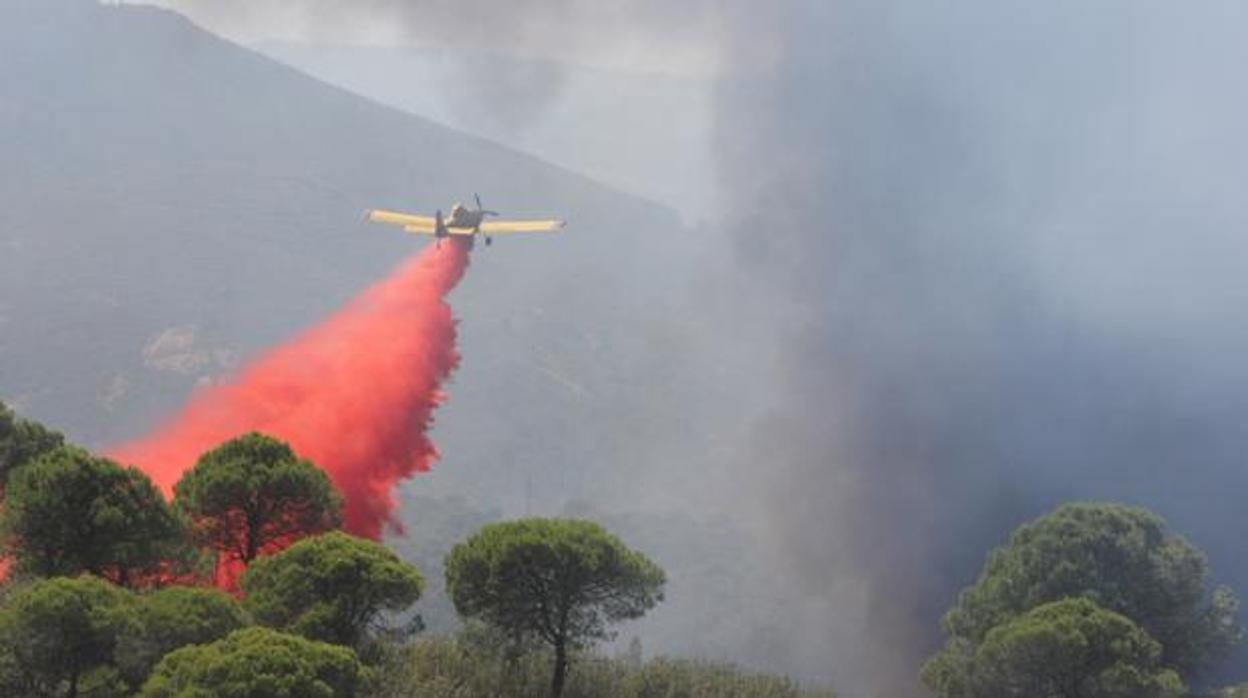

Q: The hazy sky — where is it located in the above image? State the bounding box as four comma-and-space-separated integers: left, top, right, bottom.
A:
143, 0, 737, 77
143, 0, 737, 218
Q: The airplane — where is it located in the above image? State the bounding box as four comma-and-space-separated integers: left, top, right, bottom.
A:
364, 194, 565, 247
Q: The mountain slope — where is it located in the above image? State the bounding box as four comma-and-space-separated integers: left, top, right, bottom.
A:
254, 41, 719, 219
0, 1, 814, 681
0, 0, 707, 511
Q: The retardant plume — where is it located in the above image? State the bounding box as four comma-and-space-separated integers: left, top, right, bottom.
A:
111, 239, 471, 540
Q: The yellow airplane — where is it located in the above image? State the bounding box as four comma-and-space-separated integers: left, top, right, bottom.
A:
365, 194, 565, 247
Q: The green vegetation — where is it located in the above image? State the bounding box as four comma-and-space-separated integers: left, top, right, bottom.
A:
242, 531, 424, 651
173, 432, 343, 566
119, 586, 250, 687
139, 627, 363, 698
446, 518, 666, 698
373, 632, 835, 698
0, 400, 64, 493
2, 446, 192, 587
7, 407, 1245, 698
0, 576, 250, 697
0, 575, 134, 697
924, 502, 1242, 697
971, 598, 1183, 698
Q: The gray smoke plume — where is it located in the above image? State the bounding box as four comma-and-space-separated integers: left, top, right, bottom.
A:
715, 1, 1248, 695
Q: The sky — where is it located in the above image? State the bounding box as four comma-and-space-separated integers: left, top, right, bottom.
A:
141, 0, 735, 77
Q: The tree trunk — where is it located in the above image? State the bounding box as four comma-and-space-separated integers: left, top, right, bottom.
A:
244, 510, 260, 563
550, 640, 568, 698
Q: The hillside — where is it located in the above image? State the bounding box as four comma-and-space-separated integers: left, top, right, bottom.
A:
0, 0, 712, 511
0, 0, 833, 684
254, 41, 719, 220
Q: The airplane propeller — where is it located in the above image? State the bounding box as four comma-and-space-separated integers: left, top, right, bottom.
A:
475, 193, 499, 217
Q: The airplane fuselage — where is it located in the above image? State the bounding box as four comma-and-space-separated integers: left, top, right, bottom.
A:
446, 203, 484, 230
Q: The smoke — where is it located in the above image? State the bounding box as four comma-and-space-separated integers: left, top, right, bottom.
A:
150, 0, 725, 131
151, 0, 721, 69
712, 1, 1248, 695
111, 239, 471, 539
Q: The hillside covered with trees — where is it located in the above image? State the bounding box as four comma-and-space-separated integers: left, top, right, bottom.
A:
7, 399, 1248, 696
0, 400, 836, 697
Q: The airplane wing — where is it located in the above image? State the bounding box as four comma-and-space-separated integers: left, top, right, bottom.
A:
478, 219, 566, 234
366, 209, 436, 228
402, 223, 437, 235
